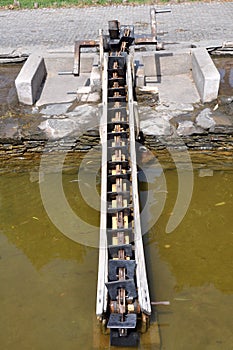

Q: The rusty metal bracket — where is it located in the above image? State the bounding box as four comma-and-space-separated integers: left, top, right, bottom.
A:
73, 8, 170, 76
134, 8, 171, 47
73, 39, 99, 76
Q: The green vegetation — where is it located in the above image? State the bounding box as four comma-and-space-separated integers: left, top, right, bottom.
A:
0, 0, 162, 9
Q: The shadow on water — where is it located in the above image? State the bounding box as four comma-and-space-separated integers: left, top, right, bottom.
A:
0, 63, 23, 114
213, 56, 233, 96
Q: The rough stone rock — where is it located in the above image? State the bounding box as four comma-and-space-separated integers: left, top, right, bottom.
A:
140, 117, 172, 136
87, 92, 101, 103
176, 120, 200, 136
139, 106, 175, 122
136, 86, 159, 106
38, 104, 99, 140
84, 127, 100, 137
156, 102, 194, 112
38, 119, 78, 139
66, 104, 98, 121
212, 113, 233, 126
6, 86, 18, 106
199, 168, 214, 177
209, 112, 233, 133
170, 114, 195, 129
32, 106, 40, 114
0, 118, 20, 140
221, 102, 233, 116
40, 103, 72, 116
218, 96, 233, 105
196, 108, 216, 129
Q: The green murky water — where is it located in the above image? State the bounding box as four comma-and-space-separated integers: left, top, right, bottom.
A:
144, 166, 233, 350
0, 155, 232, 350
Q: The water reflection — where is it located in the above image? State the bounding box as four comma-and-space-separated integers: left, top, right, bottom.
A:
0, 173, 88, 269
0, 170, 99, 350
213, 57, 233, 96
145, 169, 233, 294
0, 64, 22, 113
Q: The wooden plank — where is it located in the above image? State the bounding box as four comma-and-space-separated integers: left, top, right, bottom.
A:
96, 53, 109, 317
126, 55, 151, 315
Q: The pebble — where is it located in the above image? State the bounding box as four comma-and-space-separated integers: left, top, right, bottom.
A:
199, 168, 214, 177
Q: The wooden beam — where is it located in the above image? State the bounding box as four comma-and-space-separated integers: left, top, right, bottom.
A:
96, 53, 108, 317
127, 55, 151, 316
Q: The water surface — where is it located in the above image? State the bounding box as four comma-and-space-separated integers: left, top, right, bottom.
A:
0, 64, 22, 113
0, 157, 232, 349
213, 56, 233, 96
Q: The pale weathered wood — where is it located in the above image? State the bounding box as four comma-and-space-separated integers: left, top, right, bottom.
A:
96, 53, 108, 317
127, 56, 151, 315
97, 52, 152, 322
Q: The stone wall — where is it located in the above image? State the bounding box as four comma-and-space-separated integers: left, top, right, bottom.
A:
0, 98, 232, 159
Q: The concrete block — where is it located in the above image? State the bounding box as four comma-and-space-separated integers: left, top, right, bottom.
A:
90, 66, 101, 89
15, 53, 47, 105
77, 86, 92, 94
143, 55, 156, 77
142, 51, 191, 77
191, 48, 220, 103
80, 56, 94, 73
87, 92, 101, 103
135, 66, 145, 87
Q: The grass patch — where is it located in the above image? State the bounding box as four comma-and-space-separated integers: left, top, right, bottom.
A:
0, 0, 167, 10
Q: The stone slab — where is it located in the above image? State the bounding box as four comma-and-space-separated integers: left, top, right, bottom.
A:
40, 103, 72, 116
147, 74, 200, 105
141, 51, 191, 77
36, 53, 95, 106
135, 50, 200, 106
196, 108, 216, 130
191, 47, 220, 102
38, 104, 98, 140
15, 53, 47, 105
